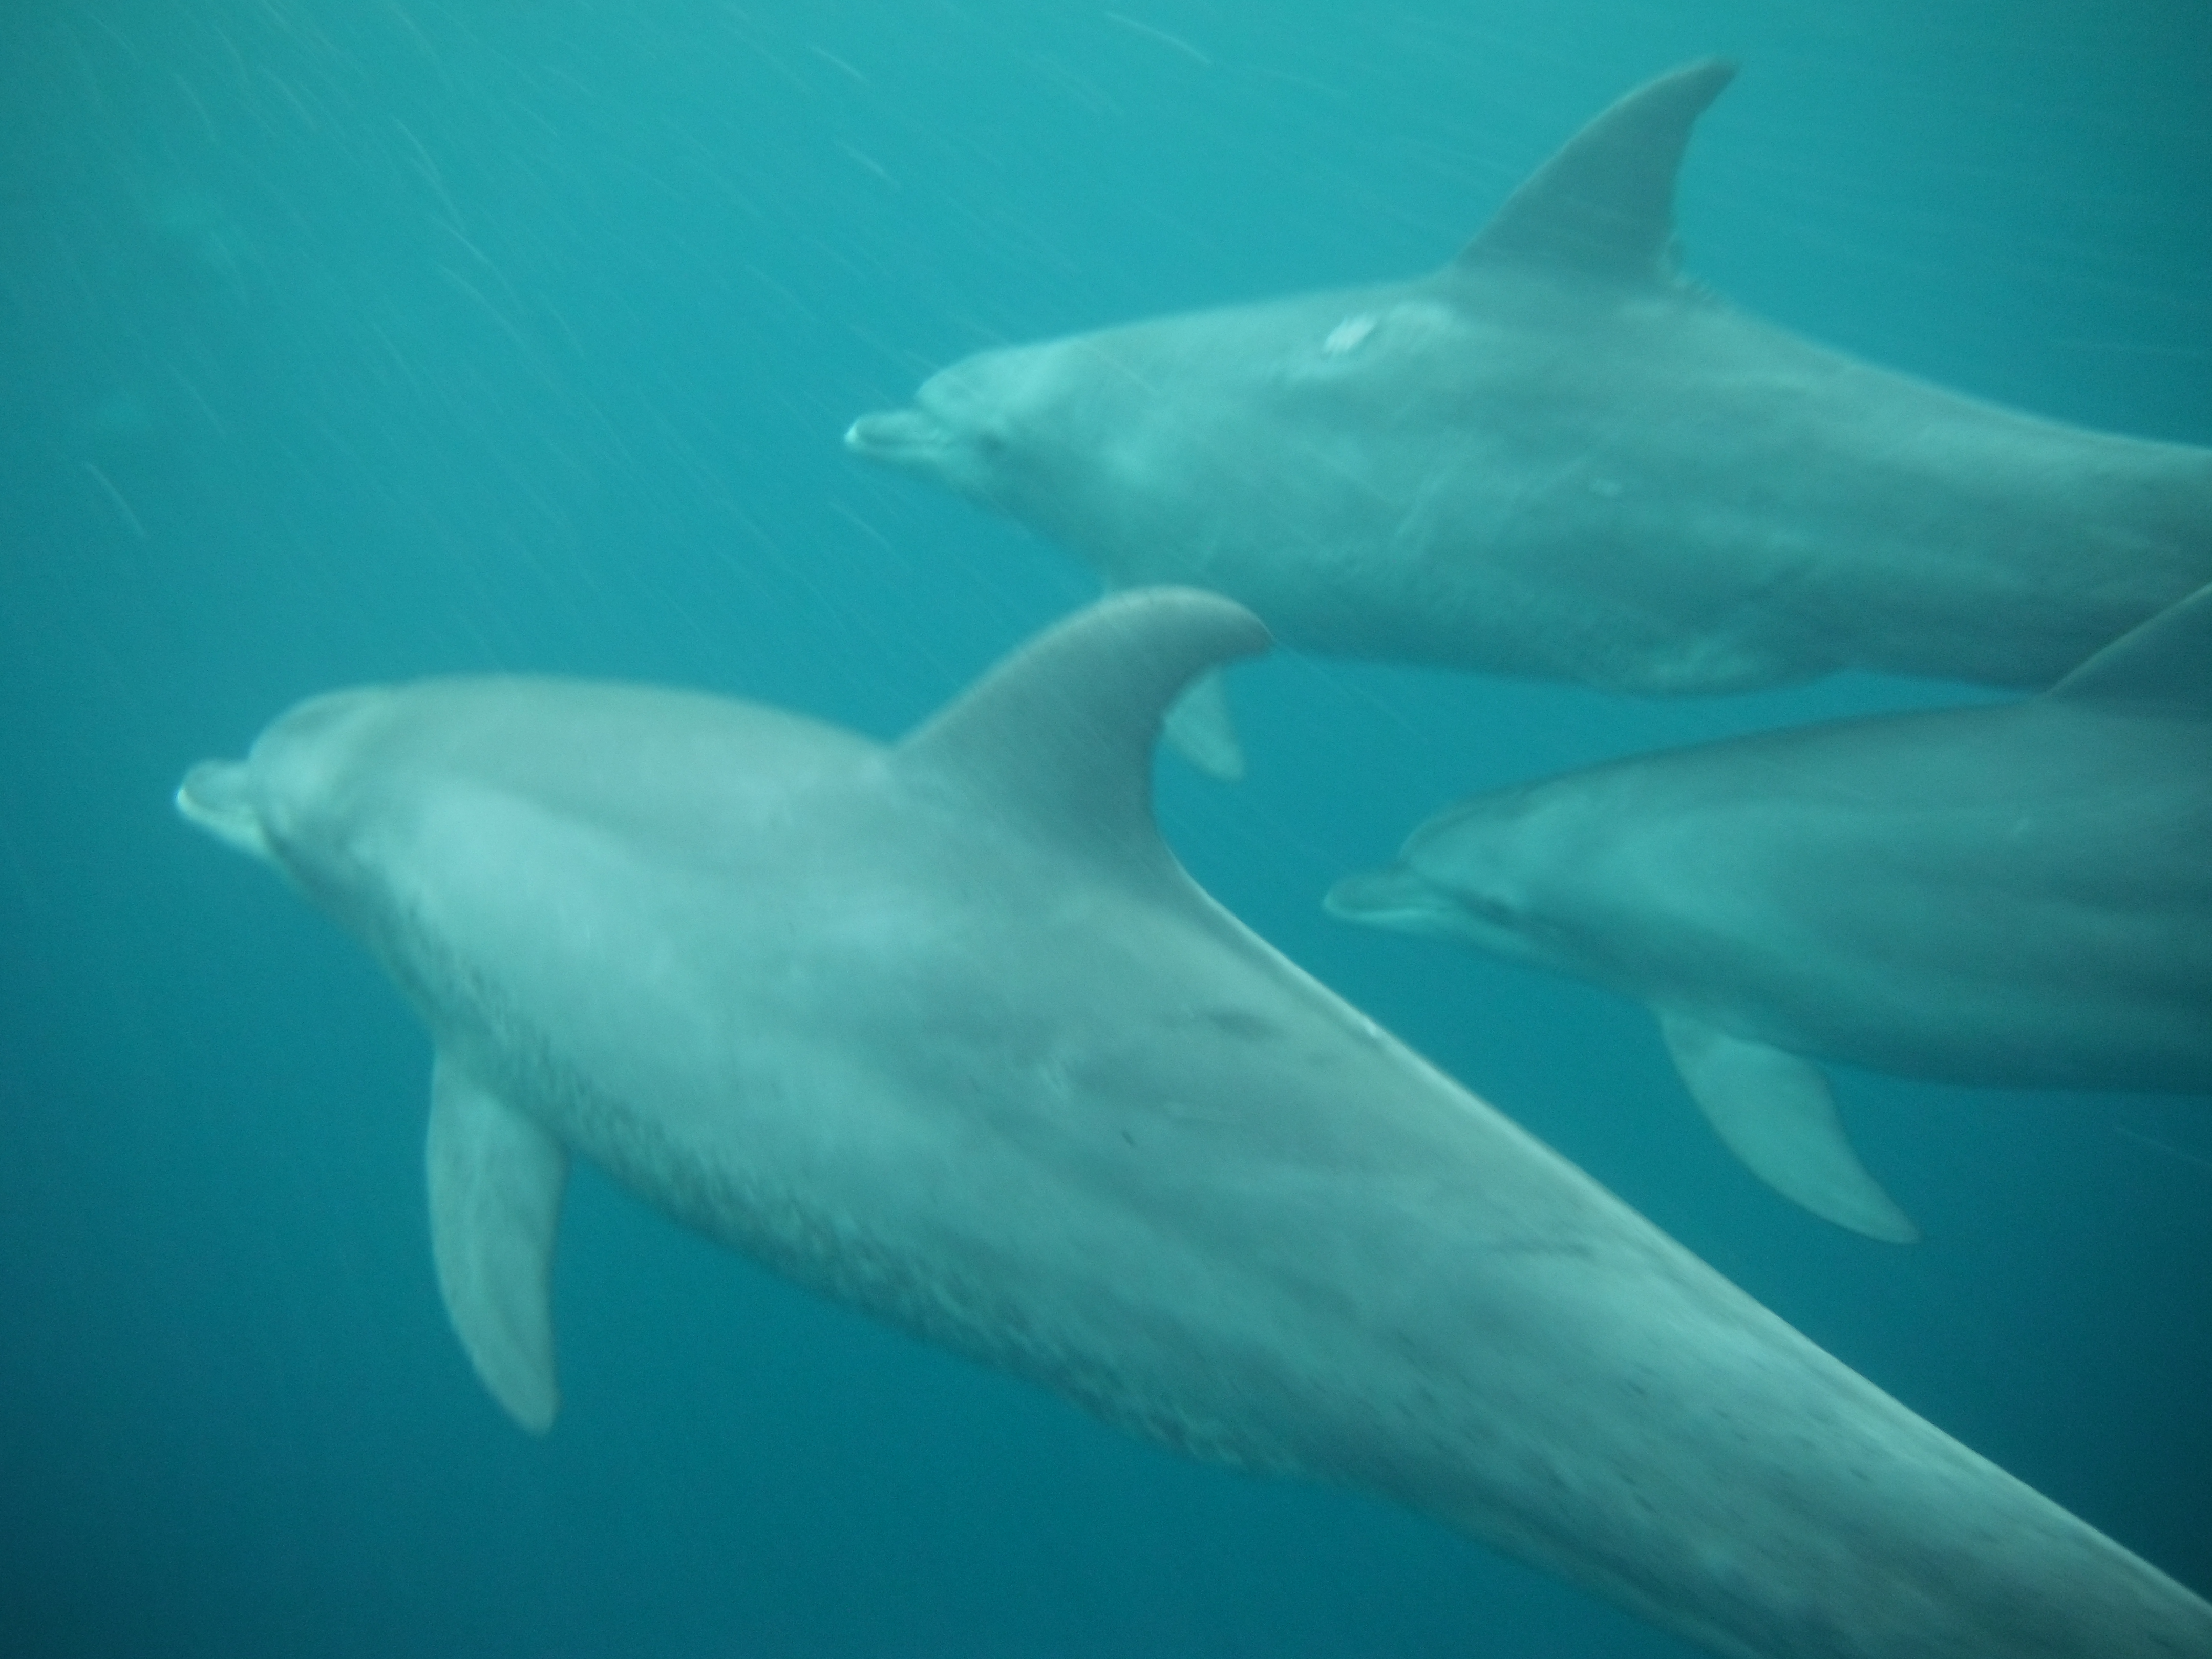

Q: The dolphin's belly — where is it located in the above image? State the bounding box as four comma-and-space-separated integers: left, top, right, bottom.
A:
1717, 933, 2212, 1091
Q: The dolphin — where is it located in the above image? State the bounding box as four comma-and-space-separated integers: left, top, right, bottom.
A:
177, 590, 2209, 1658
845, 60, 2212, 776
1328, 582, 2212, 1243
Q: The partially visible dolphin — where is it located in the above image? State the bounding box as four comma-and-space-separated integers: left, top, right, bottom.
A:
846, 60, 2212, 776
178, 591, 2211, 1658
1329, 582, 2212, 1243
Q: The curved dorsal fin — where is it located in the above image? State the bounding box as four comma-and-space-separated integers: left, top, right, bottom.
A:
2047, 582, 2212, 710
1459, 58, 1737, 282
896, 589, 1270, 862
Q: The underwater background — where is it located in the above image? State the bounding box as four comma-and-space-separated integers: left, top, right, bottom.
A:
2, 2, 2207, 1654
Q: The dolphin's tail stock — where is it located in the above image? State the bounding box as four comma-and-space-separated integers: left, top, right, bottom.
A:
1420, 1318, 2212, 1659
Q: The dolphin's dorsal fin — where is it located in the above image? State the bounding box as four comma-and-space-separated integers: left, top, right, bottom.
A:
897, 589, 1270, 861
1459, 58, 1737, 282
427, 1053, 569, 1434
2046, 581, 2212, 710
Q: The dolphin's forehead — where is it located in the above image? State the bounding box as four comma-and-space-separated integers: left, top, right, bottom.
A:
247, 683, 393, 775
176, 689, 392, 864
1002, 286, 1517, 461
885, 281, 1458, 472
919, 340, 1041, 407
341, 676, 885, 858
262, 683, 390, 742
1405, 785, 1556, 873
223, 676, 860, 836
339, 678, 874, 807
224, 683, 393, 816
207, 676, 882, 916
1399, 784, 1621, 932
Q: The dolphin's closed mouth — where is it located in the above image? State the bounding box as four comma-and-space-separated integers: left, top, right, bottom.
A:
1324, 866, 1449, 930
844, 407, 952, 467
176, 760, 272, 861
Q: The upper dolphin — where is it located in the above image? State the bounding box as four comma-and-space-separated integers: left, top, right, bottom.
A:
178, 591, 2210, 1658
1329, 582, 2212, 1242
846, 60, 2212, 774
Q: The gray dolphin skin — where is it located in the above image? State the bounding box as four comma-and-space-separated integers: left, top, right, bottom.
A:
177, 590, 2210, 1658
845, 60, 2212, 774
1329, 583, 2212, 1244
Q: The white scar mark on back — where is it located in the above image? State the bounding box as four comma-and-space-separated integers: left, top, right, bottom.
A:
1323, 315, 1377, 355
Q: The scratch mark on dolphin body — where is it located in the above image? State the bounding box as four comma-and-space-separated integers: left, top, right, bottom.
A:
809, 46, 867, 84
83, 462, 146, 539
2115, 1123, 2212, 1178
840, 144, 899, 188
1104, 13, 1213, 67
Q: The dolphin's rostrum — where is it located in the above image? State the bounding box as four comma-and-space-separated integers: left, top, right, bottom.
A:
848, 61, 2212, 774
180, 591, 2209, 1657
1330, 582, 2212, 1242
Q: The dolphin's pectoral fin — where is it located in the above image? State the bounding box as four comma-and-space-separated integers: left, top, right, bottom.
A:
1162, 670, 1246, 781
1656, 1012, 1920, 1244
426, 1053, 569, 1433
1458, 58, 1736, 283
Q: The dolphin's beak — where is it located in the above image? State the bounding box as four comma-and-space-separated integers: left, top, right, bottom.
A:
1324, 866, 1456, 935
844, 407, 954, 474
176, 760, 272, 862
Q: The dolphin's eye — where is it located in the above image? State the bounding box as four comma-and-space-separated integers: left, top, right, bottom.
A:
1465, 892, 1520, 928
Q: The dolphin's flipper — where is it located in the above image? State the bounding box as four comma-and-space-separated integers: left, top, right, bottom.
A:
1459, 58, 1736, 282
1163, 670, 1246, 781
1657, 1012, 1920, 1244
897, 588, 1269, 860
2048, 579, 2212, 708
426, 1053, 569, 1432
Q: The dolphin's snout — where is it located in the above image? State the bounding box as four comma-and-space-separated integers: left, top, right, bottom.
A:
1325, 865, 1481, 945
176, 759, 272, 862
1324, 866, 1428, 923
845, 407, 954, 469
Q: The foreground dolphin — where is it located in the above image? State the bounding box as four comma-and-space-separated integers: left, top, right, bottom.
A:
1329, 583, 2212, 1242
177, 592, 2210, 1657
846, 60, 2212, 775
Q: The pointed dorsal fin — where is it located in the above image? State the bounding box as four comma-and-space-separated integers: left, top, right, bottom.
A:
1458, 58, 1737, 282
896, 589, 1270, 862
2048, 582, 2212, 710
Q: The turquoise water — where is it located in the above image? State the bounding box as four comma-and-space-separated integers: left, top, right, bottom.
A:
2, 3, 2207, 1653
